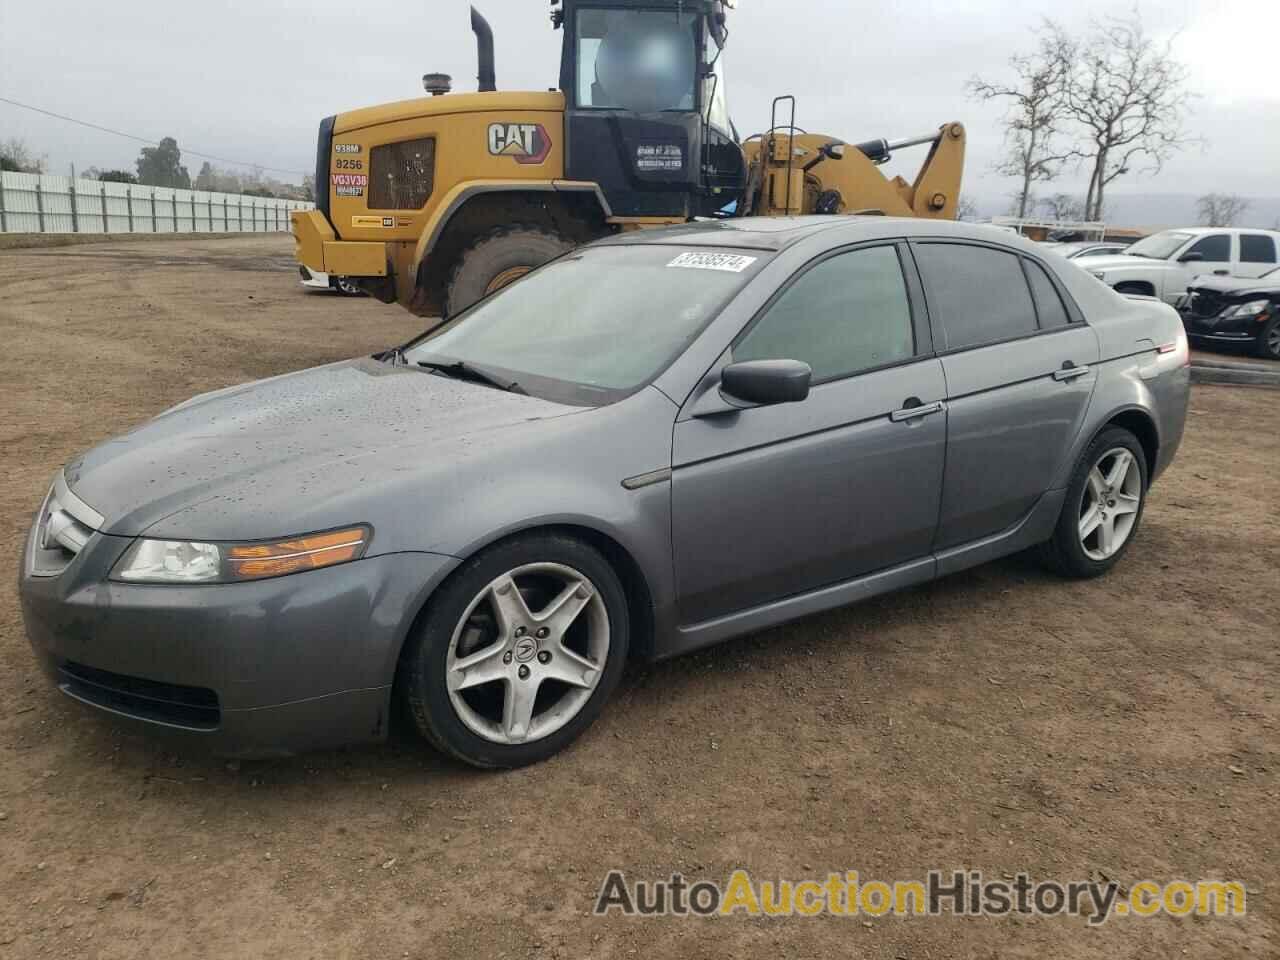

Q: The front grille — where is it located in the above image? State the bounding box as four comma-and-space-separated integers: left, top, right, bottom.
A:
368, 138, 436, 210
58, 661, 221, 730
29, 475, 101, 577
1190, 292, 1225, 319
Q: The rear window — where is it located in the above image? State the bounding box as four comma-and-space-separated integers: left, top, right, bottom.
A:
913, 243, 1037, 350
1240, 234, 1277, 264
1024, 260, 1072, 328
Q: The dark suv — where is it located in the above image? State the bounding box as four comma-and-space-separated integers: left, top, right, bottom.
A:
1179, 266, 1280, 360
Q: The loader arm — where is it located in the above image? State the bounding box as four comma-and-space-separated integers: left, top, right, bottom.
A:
743, 122, 966, 220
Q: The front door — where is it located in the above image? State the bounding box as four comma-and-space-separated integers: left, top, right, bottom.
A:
1168, 233, 1233, 302
670, 242, 947, 625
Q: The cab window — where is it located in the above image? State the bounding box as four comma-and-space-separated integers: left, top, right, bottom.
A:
1185, 234, 1230, 261
576, 10, 697, 112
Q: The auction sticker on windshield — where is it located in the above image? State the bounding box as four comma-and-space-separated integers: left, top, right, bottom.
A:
667, 252, 758, 273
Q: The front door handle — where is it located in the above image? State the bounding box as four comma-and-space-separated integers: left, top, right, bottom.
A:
890, 399, 945, 423
1053, 363, 1091, 382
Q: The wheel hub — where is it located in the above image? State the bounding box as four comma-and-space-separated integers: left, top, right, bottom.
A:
445, 562, 609, 745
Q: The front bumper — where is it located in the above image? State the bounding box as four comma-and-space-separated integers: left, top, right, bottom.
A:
299, 265, 332, 289
19, 527, 458, 758
1180, 311, 1262, 345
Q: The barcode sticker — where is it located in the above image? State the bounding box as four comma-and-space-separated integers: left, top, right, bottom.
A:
667, 252, 758, 273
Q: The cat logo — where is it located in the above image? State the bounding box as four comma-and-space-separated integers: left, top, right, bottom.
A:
487, 122, 552, 165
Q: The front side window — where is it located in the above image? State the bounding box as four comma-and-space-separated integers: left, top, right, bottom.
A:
734, 246, 916, 382
368, 138, 435, 210
1240, 234, 1277, 264
576, 10, 697, 112
407, 245, 765, 404
913, 243, 1037, 351
1185, 234, 1231, 262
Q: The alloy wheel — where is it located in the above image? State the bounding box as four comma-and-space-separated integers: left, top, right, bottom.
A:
1267, 322, 1280, 360
445, 562, 609, 744
1078, 447, 1142, 561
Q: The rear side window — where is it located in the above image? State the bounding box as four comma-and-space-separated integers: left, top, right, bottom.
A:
1240, 234, 1277, 264
734, 245, 915, 382
368, 138, 436, 210
1186, 234, 1230, 261
913, 243, 1037, 350
1024, 260, 1072, 328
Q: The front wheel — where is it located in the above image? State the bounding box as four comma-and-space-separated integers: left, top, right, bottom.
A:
1256, 317, 1280, 361
402, 533, 629, 768
1037, 427, 1148, 578
333, 276, 364, 296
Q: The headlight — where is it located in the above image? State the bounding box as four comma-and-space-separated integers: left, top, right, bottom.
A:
111, 526, 369, 584
1222, 299, 1271, 319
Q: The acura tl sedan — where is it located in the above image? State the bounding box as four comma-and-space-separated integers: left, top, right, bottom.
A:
20, 218, 1190, 769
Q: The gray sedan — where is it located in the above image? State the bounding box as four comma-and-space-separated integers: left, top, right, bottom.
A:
20, 217, 1191, 768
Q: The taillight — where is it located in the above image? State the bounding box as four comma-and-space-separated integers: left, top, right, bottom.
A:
1157, 331, 1191, 367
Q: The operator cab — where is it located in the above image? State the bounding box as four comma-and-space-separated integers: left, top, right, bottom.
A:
554, 0, 746, 219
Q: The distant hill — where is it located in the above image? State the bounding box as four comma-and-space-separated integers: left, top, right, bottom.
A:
969, 192, 1280, 232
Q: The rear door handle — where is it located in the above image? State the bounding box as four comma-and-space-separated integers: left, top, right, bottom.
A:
890, 400, 945, 423
1053, 364, 1091, 382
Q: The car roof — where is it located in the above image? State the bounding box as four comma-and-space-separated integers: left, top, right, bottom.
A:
596, 215, 1052, 253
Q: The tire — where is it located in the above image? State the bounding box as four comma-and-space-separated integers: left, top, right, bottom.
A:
444, 225, 573, 318
1255, 316, 1280, 361
333, 277, 363, 297
402, 532, 629, 769
1037, 427, 1149, 579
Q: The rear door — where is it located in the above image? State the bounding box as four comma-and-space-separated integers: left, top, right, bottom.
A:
910, 241, 1100, 550
1238, 234, 1279, 279
670, 242, 947, 624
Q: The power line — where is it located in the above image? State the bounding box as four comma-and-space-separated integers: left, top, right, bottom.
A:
0, 95, 310, 178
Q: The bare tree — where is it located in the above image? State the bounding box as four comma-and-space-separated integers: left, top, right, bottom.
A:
1039, 192, 1085, 221
956, 195, 980, 221
1057, 14, 1195, 220
0, 137, 46, 173
968, 30, 1074, 219
1196, 193, 1250, 227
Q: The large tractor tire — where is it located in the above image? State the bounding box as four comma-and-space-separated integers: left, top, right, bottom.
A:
444, 225, 574, 318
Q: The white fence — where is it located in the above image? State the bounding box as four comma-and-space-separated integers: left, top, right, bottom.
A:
0, 171, 313, 235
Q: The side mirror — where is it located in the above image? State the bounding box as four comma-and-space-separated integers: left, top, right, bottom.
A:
1179, 252, 1204, 263
720, 359, 812, 406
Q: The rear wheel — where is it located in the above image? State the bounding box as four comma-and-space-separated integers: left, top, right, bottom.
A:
1037, 427, 1148, 578
444, 225, 573, 318
1256, 316, 1280, 361
402, 533, 628, 769
333, 276, 363, 296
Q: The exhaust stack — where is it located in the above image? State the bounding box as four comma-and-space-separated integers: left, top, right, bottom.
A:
471, 6, 496, 92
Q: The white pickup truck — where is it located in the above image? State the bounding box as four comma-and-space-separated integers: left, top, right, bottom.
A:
1077, 227, 1280, 305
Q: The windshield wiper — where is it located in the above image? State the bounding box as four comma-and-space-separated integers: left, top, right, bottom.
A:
416, 358, 526, 394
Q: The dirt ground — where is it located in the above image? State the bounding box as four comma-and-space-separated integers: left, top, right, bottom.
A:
0, 236, 1276, 958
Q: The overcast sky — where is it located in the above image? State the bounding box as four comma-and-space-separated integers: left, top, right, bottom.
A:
2, 0, 1276, 209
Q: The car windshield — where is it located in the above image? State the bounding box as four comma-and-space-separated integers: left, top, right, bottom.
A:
405, 245, 767, 405
1126, 231, 1194, 259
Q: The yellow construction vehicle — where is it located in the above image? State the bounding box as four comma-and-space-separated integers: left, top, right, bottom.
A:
292, 1, 966, 317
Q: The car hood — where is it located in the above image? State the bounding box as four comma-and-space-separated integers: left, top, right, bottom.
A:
64, 357, 586, 540
1186, 275, 1279, 297
1076, 253, 1169, 272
